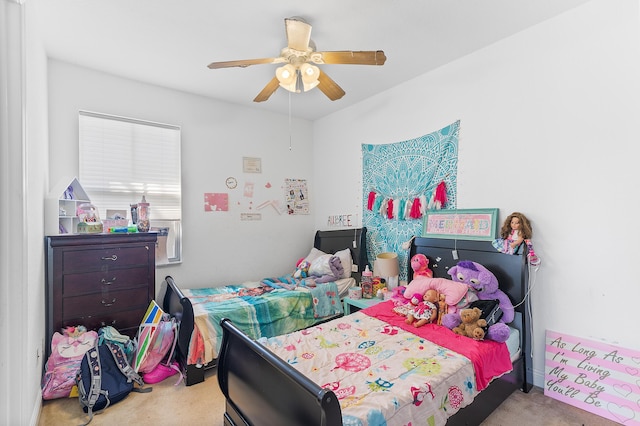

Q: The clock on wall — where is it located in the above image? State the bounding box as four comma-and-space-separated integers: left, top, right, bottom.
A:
225, 177, 237, 189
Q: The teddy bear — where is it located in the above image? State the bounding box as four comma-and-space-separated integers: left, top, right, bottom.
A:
410, 253, 433, 278
441, 260, 514, 343
452, 307, 487, 340
405, 289, 439, 327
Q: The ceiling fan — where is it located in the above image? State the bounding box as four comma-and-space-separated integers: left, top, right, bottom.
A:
207, 17, 386, 102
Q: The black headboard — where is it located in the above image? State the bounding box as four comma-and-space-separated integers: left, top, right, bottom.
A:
314, 227, 367, 282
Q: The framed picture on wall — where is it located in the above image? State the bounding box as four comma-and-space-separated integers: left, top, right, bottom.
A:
243, 157, 262, 173
423, 208, 499, 241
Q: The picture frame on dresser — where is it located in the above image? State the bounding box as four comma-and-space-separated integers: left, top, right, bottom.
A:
44, 232, 157, 360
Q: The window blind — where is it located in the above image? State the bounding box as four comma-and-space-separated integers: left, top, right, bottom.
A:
78, 111, 181, 221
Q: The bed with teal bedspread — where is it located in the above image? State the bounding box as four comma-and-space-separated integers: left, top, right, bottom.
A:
162, 227, 369, 386
183, 280, 343, 366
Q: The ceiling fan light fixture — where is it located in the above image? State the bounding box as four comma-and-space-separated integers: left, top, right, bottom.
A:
300, 63, 320, 91
277, 63, 320, 94
276, 64, 297, 91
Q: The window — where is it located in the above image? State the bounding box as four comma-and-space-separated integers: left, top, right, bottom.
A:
79, 111, 182, 264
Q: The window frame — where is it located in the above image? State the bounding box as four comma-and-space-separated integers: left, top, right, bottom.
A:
78, 110, 182, 265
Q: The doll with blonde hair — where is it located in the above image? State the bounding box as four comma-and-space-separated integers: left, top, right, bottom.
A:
492, 212, 540, 265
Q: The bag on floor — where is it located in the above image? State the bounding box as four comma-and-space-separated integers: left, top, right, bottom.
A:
98, 325, 137, 365
41, 326, 98, 400
76, 342, 151, 425
136, 313, 178, 374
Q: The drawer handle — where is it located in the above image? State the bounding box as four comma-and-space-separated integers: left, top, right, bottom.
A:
102, 298, 116, 307
101, 255, 118, 261
101, 277, 117, 285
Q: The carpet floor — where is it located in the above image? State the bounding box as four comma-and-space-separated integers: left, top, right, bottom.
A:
38, 367, 619, 425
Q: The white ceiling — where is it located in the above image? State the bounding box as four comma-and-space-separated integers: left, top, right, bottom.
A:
35, 0, 591, 121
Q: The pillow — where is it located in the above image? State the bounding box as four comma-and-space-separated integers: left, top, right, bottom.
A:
403, 276, 472, 314
303, 247, 327, 264
334, 248, 353, 279
308, 254, 335, 277
313, 256, 344, 283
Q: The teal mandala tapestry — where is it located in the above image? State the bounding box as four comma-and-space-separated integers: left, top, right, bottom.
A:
362, 120, 459, 281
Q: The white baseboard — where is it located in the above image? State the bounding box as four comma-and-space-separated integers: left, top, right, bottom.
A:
29, 390, 42, 426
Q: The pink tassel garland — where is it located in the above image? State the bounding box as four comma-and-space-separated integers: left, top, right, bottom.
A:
367, 191, 377, 210
387, 199, 394, 219
433, 181, 447, 209
410, 197, 422, 219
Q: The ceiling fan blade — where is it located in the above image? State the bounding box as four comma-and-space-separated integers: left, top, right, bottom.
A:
208, 57, 284, 69
285, 17, 312, 51
317, 70, 345, 101
253, 77, 280, 102
312, 50, 386, 66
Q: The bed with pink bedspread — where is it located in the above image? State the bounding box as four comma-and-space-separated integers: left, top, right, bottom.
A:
217, 237, 534, 426
255, 301, 512, 424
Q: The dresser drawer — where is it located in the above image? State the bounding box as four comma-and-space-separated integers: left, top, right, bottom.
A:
62, 266, 150, 297
63, 287, 150, 320
62, 308, 147, 339
62, 245, 151, 272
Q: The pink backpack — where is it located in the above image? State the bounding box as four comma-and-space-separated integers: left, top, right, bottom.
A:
41, 326, 98, 400
136, 315, 178, 374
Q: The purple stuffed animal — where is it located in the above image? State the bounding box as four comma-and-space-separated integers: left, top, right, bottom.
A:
441, 260, 513, 342
311, 255, 344, 283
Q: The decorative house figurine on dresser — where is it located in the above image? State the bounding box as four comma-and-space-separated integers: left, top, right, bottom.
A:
46, 177, 93, 235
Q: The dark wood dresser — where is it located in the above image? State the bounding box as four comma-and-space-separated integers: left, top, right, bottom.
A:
45, 233, 156, 358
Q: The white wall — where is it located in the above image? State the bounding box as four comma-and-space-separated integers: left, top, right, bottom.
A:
312, 0, 640, 387
11, 1, 638, 423
1, 0, 49, 424
47, 61, 318, 288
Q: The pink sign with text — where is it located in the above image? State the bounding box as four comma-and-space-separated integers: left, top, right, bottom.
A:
545, 330, 640, 425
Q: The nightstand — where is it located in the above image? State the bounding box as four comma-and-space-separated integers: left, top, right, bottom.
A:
343, 297, 385, 315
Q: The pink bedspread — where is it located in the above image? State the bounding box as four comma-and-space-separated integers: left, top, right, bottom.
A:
363, 300, 512, 391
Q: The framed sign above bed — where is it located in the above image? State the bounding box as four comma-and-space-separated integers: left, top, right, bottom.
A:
423, 208, 498, 241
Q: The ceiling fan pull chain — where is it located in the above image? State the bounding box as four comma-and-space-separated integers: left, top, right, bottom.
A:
288, 91, 292, 151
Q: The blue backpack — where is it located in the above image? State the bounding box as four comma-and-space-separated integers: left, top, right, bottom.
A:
76, 342, 151, 425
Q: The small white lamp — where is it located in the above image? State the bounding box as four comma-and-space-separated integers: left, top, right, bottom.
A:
374, 252, 400, 290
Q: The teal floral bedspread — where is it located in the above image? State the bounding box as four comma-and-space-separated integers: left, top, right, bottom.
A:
183, 279, 343, 364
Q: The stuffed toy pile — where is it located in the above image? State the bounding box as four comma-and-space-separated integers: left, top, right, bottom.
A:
394, 256, 514, 343
442, 260, 514, 342
402, 254, 476, 315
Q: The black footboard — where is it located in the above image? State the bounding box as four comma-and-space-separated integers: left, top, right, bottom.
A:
218, 319, 342, 426
162, 275, 209, 386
